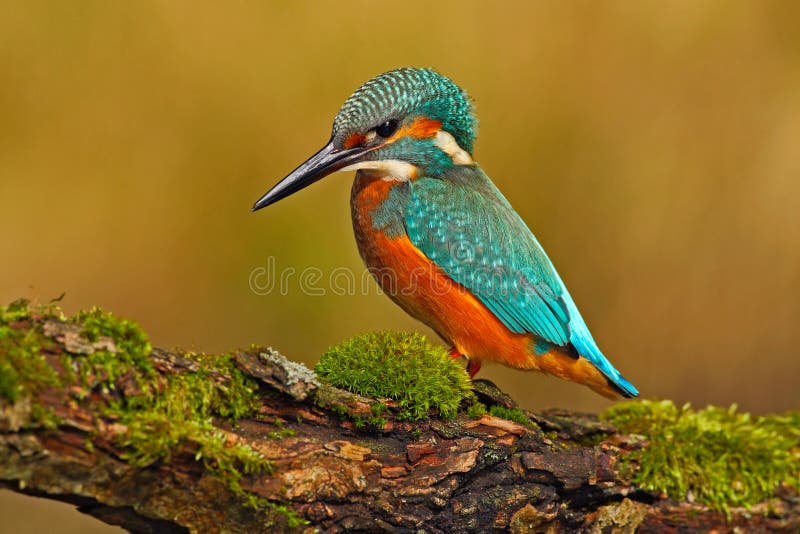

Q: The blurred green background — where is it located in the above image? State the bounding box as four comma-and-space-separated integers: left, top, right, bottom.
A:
1, 1, 799, 531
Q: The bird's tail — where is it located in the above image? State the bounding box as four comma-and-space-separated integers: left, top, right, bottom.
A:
574, 345, 639, 399
603, 369, 639, 398
571, 344, 639, 399
561, 307, 639, 398
534, 349, 638, 399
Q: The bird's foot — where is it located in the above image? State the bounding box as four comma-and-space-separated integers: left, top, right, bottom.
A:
466, 359, 482, 378
449, 347, 481, 378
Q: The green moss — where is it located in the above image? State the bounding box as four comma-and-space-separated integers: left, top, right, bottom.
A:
267, 428, 295, 439
352, 402, 388, 429
111, 359, 305, 528
0, 301, 59, 403
28, 403, 60, 429
71, 312, 292, 523
603, 400, 800, 512
245, 497, 308, 530
109, 353, 266, 485
266, 418, 296, 439
326, 401, 350, 419
0, 300, 299, 524
0, 339, 45, 402
467, 401, 487, 419
72, 307, 154, 386
315, 331, 473, 421
0, 298, 32, 325
56, 308, 270, 495
488, 405, 534, 427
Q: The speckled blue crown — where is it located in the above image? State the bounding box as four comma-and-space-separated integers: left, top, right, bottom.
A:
332, 68, 477, 153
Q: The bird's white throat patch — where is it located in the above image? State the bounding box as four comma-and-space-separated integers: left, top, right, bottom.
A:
339, 159, 418, 182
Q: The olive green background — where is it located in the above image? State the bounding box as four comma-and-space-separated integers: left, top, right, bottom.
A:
1, 2, 798, 531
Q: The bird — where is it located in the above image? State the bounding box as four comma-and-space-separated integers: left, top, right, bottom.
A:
252, 68, 638, 399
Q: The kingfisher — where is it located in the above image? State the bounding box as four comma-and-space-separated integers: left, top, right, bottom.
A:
252, 68, 638, 399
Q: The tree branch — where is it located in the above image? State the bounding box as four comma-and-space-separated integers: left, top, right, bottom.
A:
0, 302, 797, 533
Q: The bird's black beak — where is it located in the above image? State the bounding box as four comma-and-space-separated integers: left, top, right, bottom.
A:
252, 139, 373, 212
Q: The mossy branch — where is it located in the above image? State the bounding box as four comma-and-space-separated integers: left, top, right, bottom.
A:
0, 299, 798, 533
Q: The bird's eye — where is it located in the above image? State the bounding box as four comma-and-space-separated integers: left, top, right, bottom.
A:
374, 119, 399, 138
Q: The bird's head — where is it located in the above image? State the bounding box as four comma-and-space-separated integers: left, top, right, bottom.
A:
253, 68, 477, 211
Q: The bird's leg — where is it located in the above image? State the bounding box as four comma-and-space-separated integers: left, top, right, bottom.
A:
450, 347, 481, 378
466, 358, 482, 378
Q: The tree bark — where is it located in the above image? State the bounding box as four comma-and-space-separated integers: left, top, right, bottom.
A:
0, 310, 797, 533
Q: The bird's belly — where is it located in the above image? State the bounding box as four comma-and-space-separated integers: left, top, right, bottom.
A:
350, 174, 535, 368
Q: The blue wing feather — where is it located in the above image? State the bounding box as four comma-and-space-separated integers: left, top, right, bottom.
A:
404, 168, 638, 397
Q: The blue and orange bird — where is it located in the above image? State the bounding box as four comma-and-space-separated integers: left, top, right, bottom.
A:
253, 68, 638, 399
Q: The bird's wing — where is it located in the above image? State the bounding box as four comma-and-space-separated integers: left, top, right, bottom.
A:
406, 171, 572, 346
404, 169, 638, 398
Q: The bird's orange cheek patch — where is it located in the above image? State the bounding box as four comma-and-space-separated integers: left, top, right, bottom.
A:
402, 117, 442, 139
344, 132, 366, 149
386, 117, 442, 144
